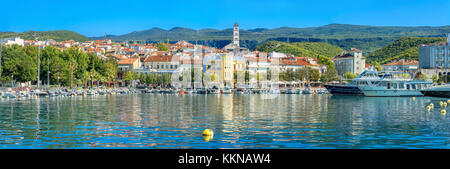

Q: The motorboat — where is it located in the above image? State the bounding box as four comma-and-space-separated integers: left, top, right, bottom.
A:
222, 87, 232, 94
358, 72, 432, 97
324, 70, 381, 95
421, 84, 450, 98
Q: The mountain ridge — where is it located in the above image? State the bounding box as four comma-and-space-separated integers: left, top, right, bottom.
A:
90, 23, 450, 52
0, 30, 90, 42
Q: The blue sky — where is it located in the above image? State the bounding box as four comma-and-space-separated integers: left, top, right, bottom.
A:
3, 0, 450, 37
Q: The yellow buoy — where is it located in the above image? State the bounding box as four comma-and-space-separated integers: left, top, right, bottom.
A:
202, 128, 214, 136
203, 135, 213, 142
440, 101, 444, 106
426, 106, 431, 111
412, 97, 415, 100
448, 100, 450, 103
441, 109, 446, 114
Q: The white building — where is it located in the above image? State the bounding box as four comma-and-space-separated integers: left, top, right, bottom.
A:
333, 48, 366, 76
419, 33, 450, 69
382, 59, 419, 72
0, 37, 24, 46
269, 52, 287, 58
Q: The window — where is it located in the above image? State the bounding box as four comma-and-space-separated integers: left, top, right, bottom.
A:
399, 83, 405, 89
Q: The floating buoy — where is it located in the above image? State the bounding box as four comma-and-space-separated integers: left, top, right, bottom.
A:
448, 100, 450, 104
430, 103, 434, 108
426, 106, 431, 111
441, 109, 446, 114
440, 101, 444, 106
203, 135, 213, 142
202, 128, 214, 136
444, 102, 448, 107
412, 97, 415, 100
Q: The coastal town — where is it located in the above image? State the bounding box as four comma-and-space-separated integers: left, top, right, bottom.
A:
0, 22, 450, 97
3, 0, 450, 154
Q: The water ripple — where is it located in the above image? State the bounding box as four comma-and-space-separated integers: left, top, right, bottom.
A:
1, 94, 450, 148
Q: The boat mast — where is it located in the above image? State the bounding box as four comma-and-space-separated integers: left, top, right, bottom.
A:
35, 36, 41, 89
47, 52, 50, 88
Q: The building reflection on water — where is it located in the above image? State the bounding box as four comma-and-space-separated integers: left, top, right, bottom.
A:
0, 94, 449, 148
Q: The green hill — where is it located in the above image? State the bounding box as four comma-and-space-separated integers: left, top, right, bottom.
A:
255, 41, 345, 58
0, 30, 90, 42
92, 24, 450, 53
366, 37, 446, 64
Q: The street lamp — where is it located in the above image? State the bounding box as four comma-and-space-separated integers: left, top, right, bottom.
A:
47, 70, 50, 88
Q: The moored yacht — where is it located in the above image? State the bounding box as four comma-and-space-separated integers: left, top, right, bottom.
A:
421, 84, 450, 98
324, 70, 381, 95
222, 87, 232, 94
358, 72, 432, 97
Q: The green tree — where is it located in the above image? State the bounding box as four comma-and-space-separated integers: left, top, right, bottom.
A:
432, 74, 439, 83
343, 72, 357, 80
123, 71, 134, 86
211, 73, 217, 81
245, 71, 249, 84
1, 45, 37, 82
79, 71, 89, 88
321, 67, 339, 83
318, 55, 335, 68
373, 62, 382, 71
157, 43, 169, 51
62, 47, 81, 88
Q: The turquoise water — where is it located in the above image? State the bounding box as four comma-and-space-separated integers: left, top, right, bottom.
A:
0, 94, 449, 149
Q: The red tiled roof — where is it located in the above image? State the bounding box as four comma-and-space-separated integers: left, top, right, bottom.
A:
144, 55, 178, 62
179, 58, 203, 65
334, 53, 354, 59
244, 57, 271, 62
383, 59, 418, 66
280, 59, 312, 66
349, 48, 361, 52
118, 58, 139, 65
112, 54, 126, 60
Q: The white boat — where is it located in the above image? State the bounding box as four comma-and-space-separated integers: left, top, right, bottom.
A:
87, 90, 97, 95
358, 72, 432, 97
286, 89, 295, 94
48, 90, 58, 97
316, 89, 326, 94
185, 89, 194, 94
269, 88, 280, 94
324, 70, 381, 95
2, 92, 16, 98
421, 84, 450, 98
208, 89, 220, 94
222, 87, 232, 94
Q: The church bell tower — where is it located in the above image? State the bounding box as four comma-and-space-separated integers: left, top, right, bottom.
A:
233, 22, 240, 56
